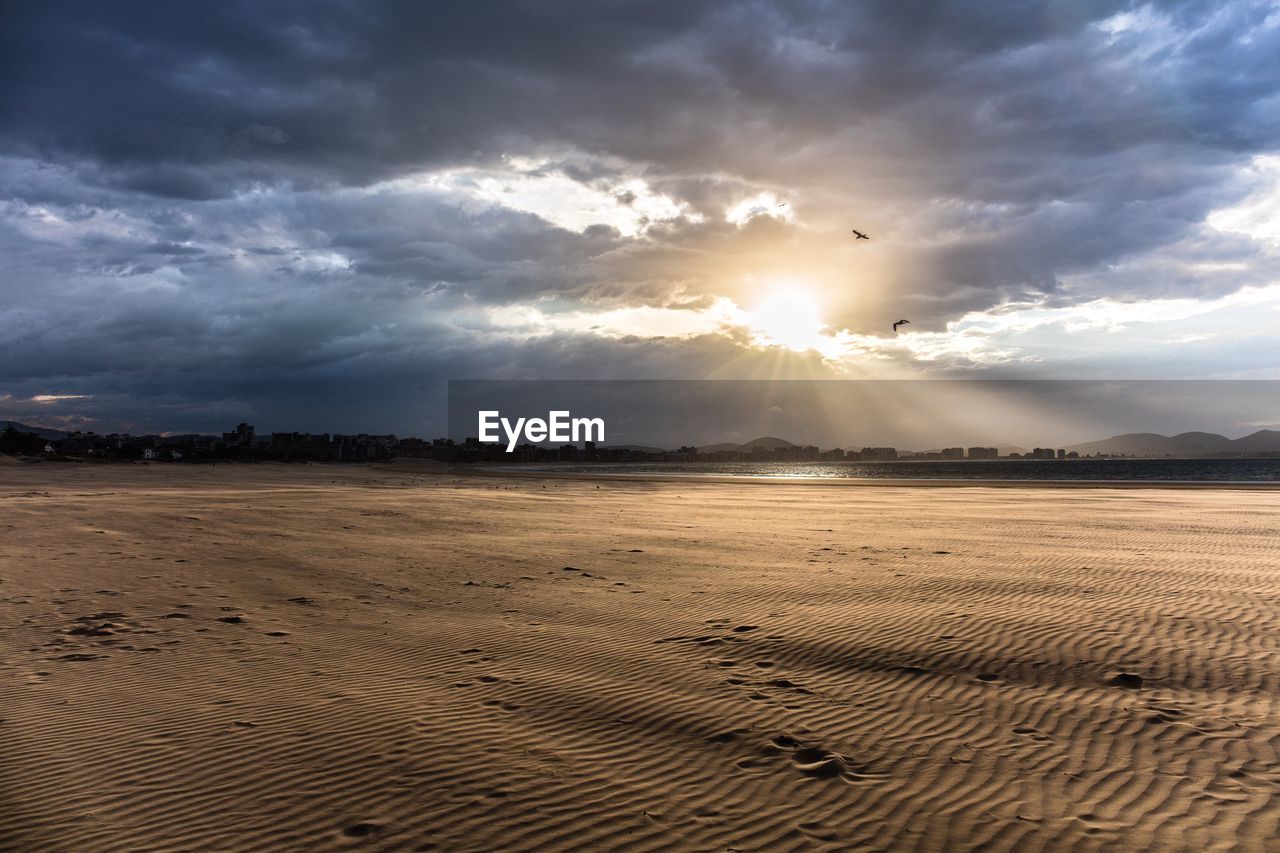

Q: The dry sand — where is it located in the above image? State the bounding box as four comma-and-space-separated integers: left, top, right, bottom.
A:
2, 462, 1279, 851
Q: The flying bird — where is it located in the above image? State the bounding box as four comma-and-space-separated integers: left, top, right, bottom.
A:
892, 319, 910, 333
851, 229, 869, 240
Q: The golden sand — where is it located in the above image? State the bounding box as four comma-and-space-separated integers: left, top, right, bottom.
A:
2, 463, 1278, 851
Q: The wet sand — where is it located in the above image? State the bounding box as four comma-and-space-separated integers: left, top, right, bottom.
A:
2, 462, 1278, 851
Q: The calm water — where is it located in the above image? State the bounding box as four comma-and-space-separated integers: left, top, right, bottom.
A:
494, 458, 1280, 482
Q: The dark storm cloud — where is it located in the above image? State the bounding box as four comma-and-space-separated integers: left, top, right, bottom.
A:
8, 2, 1275, 190
1, 1, 1278, 432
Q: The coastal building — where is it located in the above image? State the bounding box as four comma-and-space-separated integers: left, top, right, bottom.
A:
333, 433, 398, 461
271, 432, 336, 460
222, 423, 256, 447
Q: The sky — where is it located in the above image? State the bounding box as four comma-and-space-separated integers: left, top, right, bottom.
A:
2, 1, 1279, 437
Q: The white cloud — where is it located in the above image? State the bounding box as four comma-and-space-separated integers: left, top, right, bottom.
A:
1208, 155, 1280, 245
725, 192, 793, 226
482, 297, 743, 340
870, 284, 1280, 375
384, 159, 697, 237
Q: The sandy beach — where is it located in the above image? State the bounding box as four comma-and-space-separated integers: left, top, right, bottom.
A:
2, 461, 1279, 851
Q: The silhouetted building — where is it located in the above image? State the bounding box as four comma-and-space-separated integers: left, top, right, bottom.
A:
333, 433, 397, 461
271, 432, 336, 460
223, 422, 255, 447
967, 446, 999, 460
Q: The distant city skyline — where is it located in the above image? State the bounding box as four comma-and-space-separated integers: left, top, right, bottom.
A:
8, 416, 1280, 461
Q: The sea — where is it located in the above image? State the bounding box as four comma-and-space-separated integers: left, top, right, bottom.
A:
490, 458, 1280, 482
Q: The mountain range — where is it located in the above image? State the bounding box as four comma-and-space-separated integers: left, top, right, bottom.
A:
692, 432, 1280, 457
696, 436, 796, 453
1, 420, 69, 440
1064, 430, 1280, 457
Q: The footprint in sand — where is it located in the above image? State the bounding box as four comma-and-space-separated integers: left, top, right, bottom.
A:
775, 740, 842, 777
1012, 726, 1051, 742
797, 820, 840, 842
67, 622, 117, 637
480, 699, 521, 711
768, 678, 811, 694
768, 735, 881, 782
1109, 672, 1144, 689
342, 822, 383, 839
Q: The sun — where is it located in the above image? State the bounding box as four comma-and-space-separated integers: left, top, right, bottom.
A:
749, 289, 827, 351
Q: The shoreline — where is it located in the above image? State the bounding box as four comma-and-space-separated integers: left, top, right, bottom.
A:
463, 466, 1280, 489
8, 456, 1279, 489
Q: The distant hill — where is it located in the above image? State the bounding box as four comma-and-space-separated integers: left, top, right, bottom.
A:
697, 436, 798, 453
1067, 430, 1280, 456
696, 442, 743, 454
739, 436, 797, 451
1, 420, 69, 440
1231, 429, 1280, 452
602, 444, 668, 454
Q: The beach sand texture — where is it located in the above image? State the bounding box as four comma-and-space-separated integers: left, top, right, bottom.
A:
2, 463, 1279, 851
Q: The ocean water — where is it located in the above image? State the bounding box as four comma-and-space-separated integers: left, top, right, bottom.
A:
492, 458, 1280, 482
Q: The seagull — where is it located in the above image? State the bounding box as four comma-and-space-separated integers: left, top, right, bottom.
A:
851, 228, 869, 240
892, 319, 910, 333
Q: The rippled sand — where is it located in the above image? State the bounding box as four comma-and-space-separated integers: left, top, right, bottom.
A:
2, 463, 1278, 851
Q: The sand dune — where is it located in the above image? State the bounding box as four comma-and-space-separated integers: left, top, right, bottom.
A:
2, 464, 1279, 851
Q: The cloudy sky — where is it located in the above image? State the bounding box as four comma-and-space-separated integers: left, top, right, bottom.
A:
2, 1, 1279, 436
